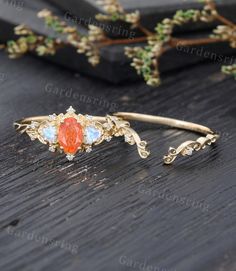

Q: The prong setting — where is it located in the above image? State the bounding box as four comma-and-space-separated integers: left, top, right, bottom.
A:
21, 106, 149, 161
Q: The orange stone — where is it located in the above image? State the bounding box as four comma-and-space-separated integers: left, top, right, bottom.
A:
58, 117, 83, 154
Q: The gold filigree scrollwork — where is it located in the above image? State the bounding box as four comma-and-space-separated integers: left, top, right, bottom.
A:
14, 110, 219, 163
107, 116, 150, 158
163, 133, 219, 164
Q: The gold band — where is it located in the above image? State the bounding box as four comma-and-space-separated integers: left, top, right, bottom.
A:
114, 112, 215, 135
114, 112, 219, 164
14, 116, 107, 133
14, 107, 219, 164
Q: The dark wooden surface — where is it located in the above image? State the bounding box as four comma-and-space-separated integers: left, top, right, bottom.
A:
0, 40, 236, 271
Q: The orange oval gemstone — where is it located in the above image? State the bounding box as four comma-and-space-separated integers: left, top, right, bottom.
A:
58, 117, 83, 154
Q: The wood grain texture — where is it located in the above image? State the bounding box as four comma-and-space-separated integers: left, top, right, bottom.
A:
0, 49, 236, 271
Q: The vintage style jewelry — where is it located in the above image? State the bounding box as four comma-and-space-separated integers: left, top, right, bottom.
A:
14, 106, 219, 164
114, 112, 219, 164
14, 106, 150, 161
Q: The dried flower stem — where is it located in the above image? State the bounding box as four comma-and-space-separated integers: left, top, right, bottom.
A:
101, 36, 225, 48
136, 23, 154, 36
98, 36, 148, 47
215, 14, 235, 28
1, 0, 235, 86
207, 0, 235, 27
169, 37, 224, 47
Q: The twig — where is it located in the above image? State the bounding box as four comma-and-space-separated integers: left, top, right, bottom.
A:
207, 0, 235, 27
2, 0, 236, 86
214, 14, 235, 28
136, 22, 154, 36
98, 36, 148, 47
169, 37, 225, 47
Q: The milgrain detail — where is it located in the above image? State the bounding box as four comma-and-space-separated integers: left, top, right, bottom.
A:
163, 133, 219, 164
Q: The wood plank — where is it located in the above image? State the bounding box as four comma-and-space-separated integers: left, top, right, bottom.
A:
0, 49, 235, 271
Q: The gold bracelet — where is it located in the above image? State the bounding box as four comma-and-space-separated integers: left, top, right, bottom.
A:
14, 106, 219, 164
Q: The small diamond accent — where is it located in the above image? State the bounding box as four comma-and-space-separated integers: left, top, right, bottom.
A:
48, 114, 57, 121
66, 106, 76, 114
124, 134, 135, 145
29, 121, 39, 129
184, 147, 193, 156
105, 136, 112, 142
49, 146, 56, 152
86, 147, 92, 153
124, 135, 130, 142
66, 154, 75, 161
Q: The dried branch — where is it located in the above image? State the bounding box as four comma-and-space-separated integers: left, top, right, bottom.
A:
0, 0, 235, 86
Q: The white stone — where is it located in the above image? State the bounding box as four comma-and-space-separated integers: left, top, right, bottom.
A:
42, 125, 57, 143
48, 114, 57, 121
49, 146, 56, 152
124, 135, 131, 142
184, 147, 193, 156
66, 154, 75, 161
86, 146, 92, 153
66, 106, 76, 114
105, 136, 112, 142
84, 126, 102, 145
29, 121, 39, 129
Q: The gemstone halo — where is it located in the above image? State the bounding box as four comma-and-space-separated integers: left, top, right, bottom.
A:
24, 106, 134, 161
37, 106, 105, 160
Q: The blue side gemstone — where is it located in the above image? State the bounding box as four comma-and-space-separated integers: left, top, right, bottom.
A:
85, 126, 101, 145
42, 125, 57, 143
